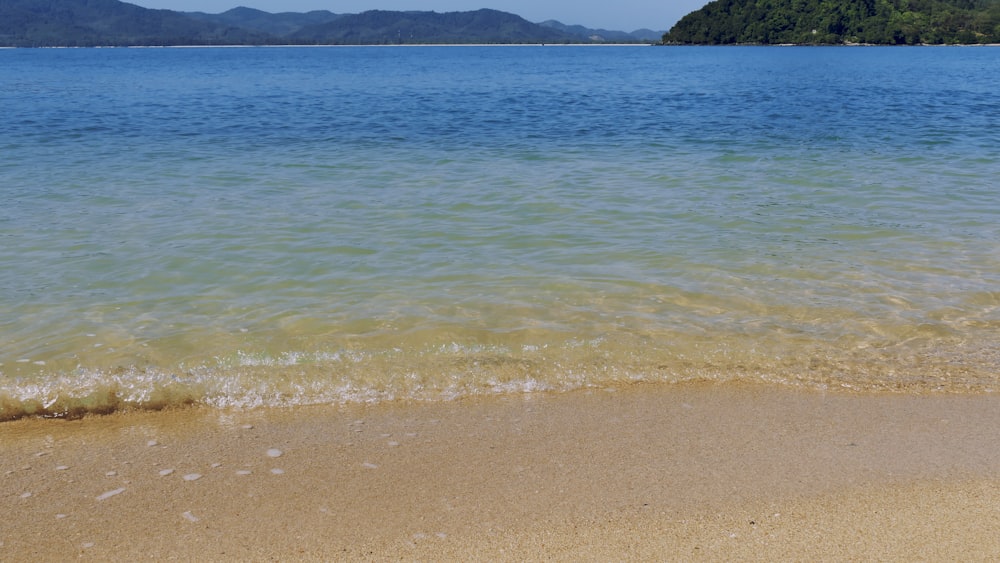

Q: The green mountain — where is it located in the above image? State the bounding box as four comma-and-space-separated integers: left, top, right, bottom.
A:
662, 0, 1000, 44
288, 9, 579, 44
0, 0, 269, 47
0, 1, 645, 47
184, 7, 342, 37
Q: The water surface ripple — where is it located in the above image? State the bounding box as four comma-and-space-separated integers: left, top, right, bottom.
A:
2, 46, 999, 418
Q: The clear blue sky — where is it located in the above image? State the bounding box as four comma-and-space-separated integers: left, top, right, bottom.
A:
127, 0, 707, 32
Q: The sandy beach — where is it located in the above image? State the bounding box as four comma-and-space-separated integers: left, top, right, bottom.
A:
4, 382, 1000, 560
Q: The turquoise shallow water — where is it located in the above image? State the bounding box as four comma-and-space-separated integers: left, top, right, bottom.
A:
2, 46, 999, 419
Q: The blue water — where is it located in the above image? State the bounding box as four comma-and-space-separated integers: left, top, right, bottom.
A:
2, 46, 999, 419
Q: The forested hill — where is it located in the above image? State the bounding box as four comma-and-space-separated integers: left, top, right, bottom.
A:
184, 7, 343, 37
662, 0, 1000, 44
289, 9, 577, 44
0, 0, 269, 46
0, 0, 659, 46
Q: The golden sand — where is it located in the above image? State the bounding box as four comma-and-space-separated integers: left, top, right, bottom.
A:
3, 383, 1000, 560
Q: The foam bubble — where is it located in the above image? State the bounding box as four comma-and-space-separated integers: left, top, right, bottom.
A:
5, 330, 1000, 424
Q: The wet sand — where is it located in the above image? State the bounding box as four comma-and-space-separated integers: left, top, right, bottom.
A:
4, 383, 1000, 560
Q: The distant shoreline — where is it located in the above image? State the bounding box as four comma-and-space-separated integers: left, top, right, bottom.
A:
9, 43, 1000, 49
2, 43, 657, 49
660, 41, 1000, 47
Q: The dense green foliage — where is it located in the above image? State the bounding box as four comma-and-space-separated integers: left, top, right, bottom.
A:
663, 0, 1000, 44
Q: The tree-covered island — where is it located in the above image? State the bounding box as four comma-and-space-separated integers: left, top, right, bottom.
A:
663, 0, 1000, 44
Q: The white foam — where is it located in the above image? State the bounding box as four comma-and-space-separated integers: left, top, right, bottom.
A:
159, 468, 175, 476
266, 448, 282, 458
183, 473, 202, 481
182, 511, 200, 523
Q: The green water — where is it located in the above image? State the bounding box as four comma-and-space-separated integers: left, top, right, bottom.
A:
2, 46, 999, 418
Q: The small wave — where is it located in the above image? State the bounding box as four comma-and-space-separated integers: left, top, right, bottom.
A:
3, 336, 999, 422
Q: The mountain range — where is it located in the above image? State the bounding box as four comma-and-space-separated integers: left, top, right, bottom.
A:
0, 1, 664, 47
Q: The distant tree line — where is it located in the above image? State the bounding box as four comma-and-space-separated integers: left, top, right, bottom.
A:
663, 0, 1000, 44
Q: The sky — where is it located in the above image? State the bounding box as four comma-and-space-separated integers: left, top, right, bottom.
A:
126, 0, 708, 33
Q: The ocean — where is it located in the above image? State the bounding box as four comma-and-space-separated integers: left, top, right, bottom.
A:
2, 45, 999, 420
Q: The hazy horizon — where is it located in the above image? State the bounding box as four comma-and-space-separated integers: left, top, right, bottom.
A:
126, 0, 703, 32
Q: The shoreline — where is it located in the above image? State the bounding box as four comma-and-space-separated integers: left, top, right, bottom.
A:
5, 382, 1000, 559
0, 43, 656, 50
9, 43, 999, 49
